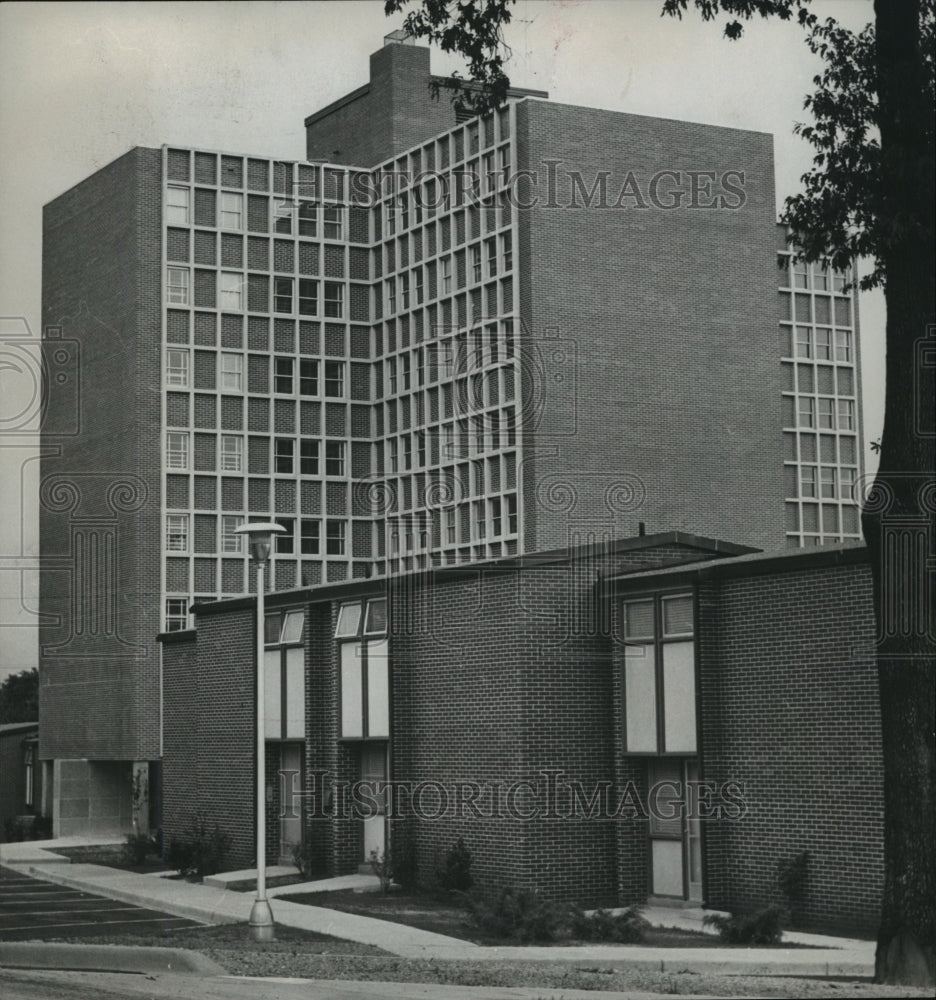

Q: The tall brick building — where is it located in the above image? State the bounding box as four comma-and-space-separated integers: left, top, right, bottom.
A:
39, 34, 862, 835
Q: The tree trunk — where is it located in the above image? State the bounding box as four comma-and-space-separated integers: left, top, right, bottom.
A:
867, 0, 936, 986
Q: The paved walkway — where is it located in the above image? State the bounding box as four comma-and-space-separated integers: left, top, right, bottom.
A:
0, 837, 875, 976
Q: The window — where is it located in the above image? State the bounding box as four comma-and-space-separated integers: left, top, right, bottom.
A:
274, 438, 294, 474
23, 743, 35, 808
337, 599, 389, 739
388, 437, 399, 473
323, 206, 343, 239
220, 353, 243, 391
387, 357, 398, 395
398, 193, 409, 230
263, 608, 306, 739
274, 277, 293, 314
167, 267, 190, 305
486, 238, 498, 277
324, 360, 344, 397
400, 353, 411, 391
820, 467, 836, 499
444, 507, 457, 545
219, 192, 243, 230
502, 231, 513, 271
815, 328, 832, 360
166, 514, 189, 552
837, 399, 855, 430
403, 435, 413, 470
813, 263, 829, 291
221, 515, 243, 553
795, 327, 811, 358
506, 493, 518, 534
386, 278, 397, 314
440, 256, 452, 295
801, 465, 817, 498
299, 358, 318, 396
324, 282, 343, 318
166, 431, 189, 470
274, 357, 294, 394
385, 199, 397, 236
835, 330, 852, 363
275, 517, 295, 554
817, 398, 835, 429
793, 259, 809, 288
165, 598, 188, 632
273, 199, 293, 233
217, 271, 242, 310
798, 397, 815, 428
301, 519, 320, 554
325, 441, 345, 476
471, 244, 482, 282
474, 499, 486, 539
400, 273, 410, 310
298, 201, 317, 237
298, 279, 317, 316
415, 268, 425, 305
326, 519, 345, 555
840, 467, 856, 501
220, 434, 243, 471
300, 440, 319, 475
166, 348, 190, 387
621, 593, 696, 754
166, 186, 190, 224
490, 496, 502, 536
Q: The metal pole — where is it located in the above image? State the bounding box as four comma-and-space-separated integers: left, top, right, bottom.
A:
249, 556, 274, 941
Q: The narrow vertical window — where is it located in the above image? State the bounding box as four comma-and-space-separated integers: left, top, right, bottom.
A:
166, 348, 190, 387
167, 267, 190, 305
219, 192, 243, 230
166, 186, 190, 225
166, 431, 189, 470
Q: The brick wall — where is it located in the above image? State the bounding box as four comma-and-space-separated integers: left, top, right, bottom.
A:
160, 607, 256, 867
40, 147, 163, 762
514, 101, 785, 554
306, 44, 457, 167
697, 560, 882, 934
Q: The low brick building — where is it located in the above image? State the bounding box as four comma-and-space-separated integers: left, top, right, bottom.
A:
159, 531, 882, 935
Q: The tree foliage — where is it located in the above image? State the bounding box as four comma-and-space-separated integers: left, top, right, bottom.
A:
384, 0, 514, 115
0, 667, 38, 724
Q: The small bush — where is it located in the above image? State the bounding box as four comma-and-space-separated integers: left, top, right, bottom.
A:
777, 851, 810, 905
121, 831, 156, 867
369, 848, 393, 894
164, 813, 232, 878
571, 904, 649, 943
292, 833, 319, 880
462, 886, 570, 943
3, 814, 50, 842
704, 904, 786, 944
390, 826, 418, 891
438, 836, 473, 893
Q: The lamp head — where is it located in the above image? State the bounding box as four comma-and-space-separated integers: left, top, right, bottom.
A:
234, 522, 286, 565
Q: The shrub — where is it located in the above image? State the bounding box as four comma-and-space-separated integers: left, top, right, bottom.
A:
390, 825, 418, 891
438, 836, 473, 893
462, 886, 571, 942
121, 831, 156, 867
704, 905, 786, 944
164, 813, 232, 878
777, 851, 810, 905
292, 833, 319, 880
369, 848, 393, 894
571, 904, 649, 943
3, 815, 50, 842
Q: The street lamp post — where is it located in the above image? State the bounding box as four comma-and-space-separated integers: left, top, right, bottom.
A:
235, 521, 285, 943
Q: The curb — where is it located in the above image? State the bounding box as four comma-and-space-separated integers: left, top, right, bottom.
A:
21, 863, 243, 927
0, 941, 227, 976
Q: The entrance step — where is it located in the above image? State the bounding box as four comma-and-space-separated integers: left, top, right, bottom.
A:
202, 865, 300, 892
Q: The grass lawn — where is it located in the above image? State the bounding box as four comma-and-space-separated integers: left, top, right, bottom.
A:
51, 843, 170, 875
277, 886, 788, 948
50, 922, 932, 998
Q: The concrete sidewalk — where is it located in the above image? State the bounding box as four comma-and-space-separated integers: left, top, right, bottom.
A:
0, 838, 875, 976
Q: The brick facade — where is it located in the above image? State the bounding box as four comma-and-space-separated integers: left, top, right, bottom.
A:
160, 534, 883, 933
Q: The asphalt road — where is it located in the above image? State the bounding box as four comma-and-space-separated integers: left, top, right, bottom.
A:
0, 968, 717, 1000
0, 865, 200, 941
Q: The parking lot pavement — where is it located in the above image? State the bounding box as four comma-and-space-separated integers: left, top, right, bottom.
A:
0, 865, 202, 941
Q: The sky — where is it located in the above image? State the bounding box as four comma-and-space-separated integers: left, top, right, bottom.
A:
0, 0, 884, 681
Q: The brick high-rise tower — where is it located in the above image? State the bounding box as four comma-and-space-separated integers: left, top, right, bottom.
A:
39, 33, 862, 835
